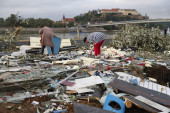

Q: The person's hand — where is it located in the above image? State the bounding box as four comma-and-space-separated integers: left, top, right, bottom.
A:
90, 48, 94, 55
90, 50, 92, 55
91, 47, 94, 51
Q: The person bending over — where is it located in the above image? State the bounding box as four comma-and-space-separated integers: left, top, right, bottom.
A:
39, 26, 54, 55
84, 32, 105, 58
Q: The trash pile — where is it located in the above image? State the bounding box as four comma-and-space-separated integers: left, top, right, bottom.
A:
0, 45, 170, 113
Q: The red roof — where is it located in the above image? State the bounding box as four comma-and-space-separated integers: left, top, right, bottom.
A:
63, 18, 75, 22
101, 8, 120, 12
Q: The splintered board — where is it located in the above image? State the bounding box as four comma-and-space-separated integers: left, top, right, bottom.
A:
108, 72, 170, 106
123, 95, 161, 113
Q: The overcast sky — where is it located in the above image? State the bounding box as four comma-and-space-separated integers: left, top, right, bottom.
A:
0, 0, 170, 21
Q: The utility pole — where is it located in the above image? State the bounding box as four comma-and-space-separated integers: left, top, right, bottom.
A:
76, 24, 80, 39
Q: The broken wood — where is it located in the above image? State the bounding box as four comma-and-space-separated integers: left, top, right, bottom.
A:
108, 72, 170, 106
135, 96, 170, 113
123, 95, 161, 112
65, 90, 77, 94
124, 99, 132, 108
59, 70, 79, 84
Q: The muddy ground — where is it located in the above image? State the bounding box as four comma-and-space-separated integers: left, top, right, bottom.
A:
0, 95, 149, 113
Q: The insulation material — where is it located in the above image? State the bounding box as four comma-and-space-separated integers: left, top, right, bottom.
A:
101, 47, 126, 58
67, 76, 104, 93
60, 39, 71, 48
63, 59, 81, 65
11, 46, 31, 57
52, 59, 81, 65
30, 37, 41, 47
67, 86, 94, 93
52, 61, 65, 65
75, 76, 104, 88
72, 65, 80, 70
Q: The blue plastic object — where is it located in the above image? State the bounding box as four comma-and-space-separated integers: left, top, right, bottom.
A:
45, 46, 52, 54
103, 94, 125, 113
53, 36, 61, 54
53, 109, 67, 113
94, 70, 100, 76
129, 79, 138, 85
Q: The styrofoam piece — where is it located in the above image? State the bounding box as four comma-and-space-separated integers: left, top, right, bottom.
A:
75, 76, 104, 88
63, 59, 81, 65
60, 39, 71, 48
30, 37, 41, 46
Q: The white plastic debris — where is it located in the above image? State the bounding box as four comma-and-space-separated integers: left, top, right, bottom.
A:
11, 46, 31, 57
31, 101, 39, 105
63, 59, 81, 65
72, 65, 80, 70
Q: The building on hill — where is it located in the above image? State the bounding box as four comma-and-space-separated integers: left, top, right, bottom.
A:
100, 8, 139, 16
62, 15, 75, 24
120, 9, 139, 15
100, 8, 121, 14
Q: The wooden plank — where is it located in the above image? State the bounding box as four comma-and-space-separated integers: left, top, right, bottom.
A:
135, 96, 170, 112
59, 70, 79, 84
66, 90, 77, 94
108, 78, 170, 106
88, 71, 96, 76
123, 95, 161, 113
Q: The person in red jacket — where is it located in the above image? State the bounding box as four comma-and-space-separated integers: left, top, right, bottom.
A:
39, 26, 54, 54
84, 32, 105, 58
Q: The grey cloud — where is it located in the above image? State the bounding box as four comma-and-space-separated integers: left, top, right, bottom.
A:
0, 0, 170, 20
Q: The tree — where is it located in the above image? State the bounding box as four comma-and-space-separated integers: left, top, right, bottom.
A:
4, 14, 17, 27
0, 18, 4, 27
67, 21, 74, 27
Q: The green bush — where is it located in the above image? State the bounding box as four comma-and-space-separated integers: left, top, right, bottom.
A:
111, 24, 169, 53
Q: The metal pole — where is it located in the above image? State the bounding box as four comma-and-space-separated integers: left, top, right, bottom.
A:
77, 25, 80, 39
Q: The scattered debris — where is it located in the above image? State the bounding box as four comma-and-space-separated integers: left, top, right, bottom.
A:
0, 40, 170, 113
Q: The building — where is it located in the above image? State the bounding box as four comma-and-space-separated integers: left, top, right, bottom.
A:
62, 15, 75, 24
100, 8, 139, 16
100, 8, 120, 14
120, 9, 139, 15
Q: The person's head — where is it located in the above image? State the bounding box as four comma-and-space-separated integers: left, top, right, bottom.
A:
83, 37, 89, 43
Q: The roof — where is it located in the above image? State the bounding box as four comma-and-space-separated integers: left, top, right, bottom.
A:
63, 18, 75, 22
101, 8, 120, 12
123, 9, 136, 11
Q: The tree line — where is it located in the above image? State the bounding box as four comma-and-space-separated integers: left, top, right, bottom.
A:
0, 14, 74, 28
0, 11, 170, 30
